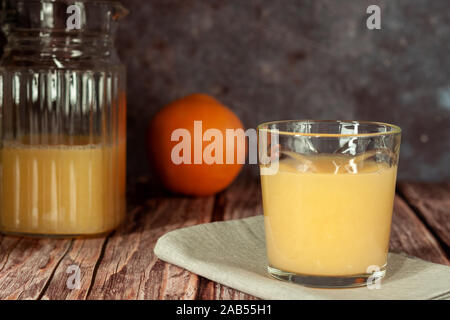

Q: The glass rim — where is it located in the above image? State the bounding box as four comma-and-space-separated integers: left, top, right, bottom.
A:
257, 120, 401, 138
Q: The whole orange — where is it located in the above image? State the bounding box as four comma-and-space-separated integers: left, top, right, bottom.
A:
148, 94, 245, 196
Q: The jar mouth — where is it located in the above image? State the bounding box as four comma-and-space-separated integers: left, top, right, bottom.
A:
6, 0, 127, 15
257, 120, 402, 138
2, 0, 128, 34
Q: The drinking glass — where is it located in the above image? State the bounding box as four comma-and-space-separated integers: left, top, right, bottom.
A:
258, 120, 401, 288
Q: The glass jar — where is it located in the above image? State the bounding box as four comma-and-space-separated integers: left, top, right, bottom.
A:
0, 0, 127, 237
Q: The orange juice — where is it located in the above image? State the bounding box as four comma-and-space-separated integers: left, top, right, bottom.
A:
261, 154, 397, 276
0, 136, 125, 236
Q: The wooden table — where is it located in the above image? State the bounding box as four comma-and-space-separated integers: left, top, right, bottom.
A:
0, 172, 449, 300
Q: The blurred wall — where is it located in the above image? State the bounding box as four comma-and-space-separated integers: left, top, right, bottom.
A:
3, 0, 446, 183
118, 0, 450, 181
117, 0, 450, 183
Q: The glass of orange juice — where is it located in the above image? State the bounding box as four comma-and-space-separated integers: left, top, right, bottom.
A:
258, 120, 401, 288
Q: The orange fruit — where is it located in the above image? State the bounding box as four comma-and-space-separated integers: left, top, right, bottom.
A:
148, 94, 245, 196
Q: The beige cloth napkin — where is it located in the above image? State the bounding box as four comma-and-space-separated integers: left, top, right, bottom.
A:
154, 216, 450, 300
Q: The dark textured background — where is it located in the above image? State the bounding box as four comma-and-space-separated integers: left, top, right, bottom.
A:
1, 1, 447, 183
121, 0, 448, 182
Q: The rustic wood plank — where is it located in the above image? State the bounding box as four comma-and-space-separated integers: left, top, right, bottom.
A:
398, 182, 450, 251
216, 171, 262, 221
197, 172, 261, 300
0, 235, 71, 300
197, 277, 258, 300
390, 195, 449, 265
2, 178, 448, 300
86, 196, 215, 300
39, 237, 108, 300
159, 263, 199, 300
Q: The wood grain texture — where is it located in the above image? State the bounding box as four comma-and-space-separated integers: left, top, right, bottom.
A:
398, 182, 450, 251
215, 171, 262, 221
0, 178, 449, 300
86, 197, 215, 300
390, 196, 449, 265
196, 172, 262, 300
39, 237, 108, 300
197, 277, 258, 300
0, 236, 71, 299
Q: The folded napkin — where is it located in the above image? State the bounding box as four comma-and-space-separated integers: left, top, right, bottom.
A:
154, 216, 450, 300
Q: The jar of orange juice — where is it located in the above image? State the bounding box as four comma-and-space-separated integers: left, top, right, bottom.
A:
0, 0, 127, 237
